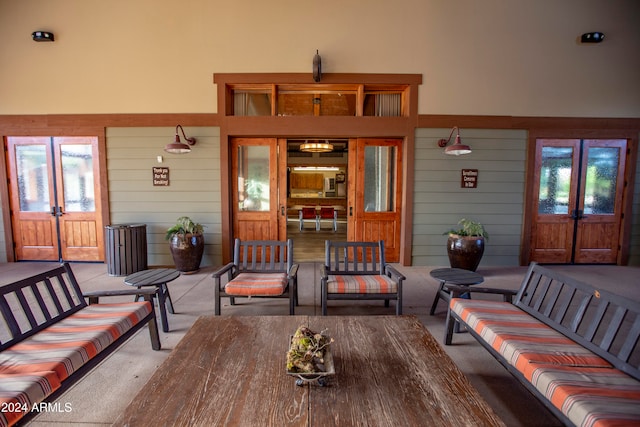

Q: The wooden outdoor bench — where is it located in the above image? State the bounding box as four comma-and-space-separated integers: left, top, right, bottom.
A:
444, 262, 640, 426
0, 263, 160, 426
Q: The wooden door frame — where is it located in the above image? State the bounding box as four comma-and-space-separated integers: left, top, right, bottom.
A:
522, 129, 638, 265
216, 73, 421, 265
1, 127, 109, 262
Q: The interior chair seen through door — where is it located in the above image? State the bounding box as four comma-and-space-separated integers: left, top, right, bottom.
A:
299, 207, 318, 231
317, 207, 337, 231
211, 239, 298, 315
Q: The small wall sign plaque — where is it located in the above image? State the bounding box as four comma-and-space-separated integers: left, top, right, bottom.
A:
153, 167, 170, 186
461, 169, 478, 188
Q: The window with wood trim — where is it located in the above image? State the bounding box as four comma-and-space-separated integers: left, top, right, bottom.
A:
229, 83, 408, 117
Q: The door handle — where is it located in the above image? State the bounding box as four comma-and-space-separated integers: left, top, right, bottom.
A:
349, 206, 353, 216
570, 209, 586, 220
280, 206, 285, 216
50, 206, 57, 217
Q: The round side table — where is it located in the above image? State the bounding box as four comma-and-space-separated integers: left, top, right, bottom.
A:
124, 268, 180, 332
429, 268, 484, 315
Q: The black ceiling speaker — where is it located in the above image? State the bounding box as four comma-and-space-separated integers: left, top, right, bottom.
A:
581, 32, 604, 43
32, 31, 55, 42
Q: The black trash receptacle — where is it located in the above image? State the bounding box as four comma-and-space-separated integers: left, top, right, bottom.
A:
105, 224, 148, 276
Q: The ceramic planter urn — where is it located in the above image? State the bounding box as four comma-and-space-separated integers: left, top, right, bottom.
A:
447, 235, 485, 272
169, 233, 204, 273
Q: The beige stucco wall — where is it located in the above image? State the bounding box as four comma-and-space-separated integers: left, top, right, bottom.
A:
0, 0, 638, 117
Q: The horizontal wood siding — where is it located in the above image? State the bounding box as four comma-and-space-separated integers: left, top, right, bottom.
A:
412, 128, 527, 266
107, 127, 221, 267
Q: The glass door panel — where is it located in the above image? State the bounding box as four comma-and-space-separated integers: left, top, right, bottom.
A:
538, 146, 573, 215
363, 145, 396, 212
16, 144, 51, 213
582, 147, 619, 215
237, 145, 271, 212
61, 144, 95, 212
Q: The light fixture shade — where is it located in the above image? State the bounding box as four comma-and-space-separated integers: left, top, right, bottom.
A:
300, 141, 334, 153
165, 125, 196, 154
164, 142, 192, 154
438, 127, 472, 156
444, 135, 472, 156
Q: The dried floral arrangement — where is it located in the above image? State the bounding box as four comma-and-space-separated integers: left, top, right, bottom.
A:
286, 325, 334, 374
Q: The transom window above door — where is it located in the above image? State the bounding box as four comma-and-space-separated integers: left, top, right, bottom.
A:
226, 83, 409, 117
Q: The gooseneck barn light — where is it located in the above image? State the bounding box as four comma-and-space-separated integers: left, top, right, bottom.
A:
164, 125, 197, 154
437, 127, 472, 156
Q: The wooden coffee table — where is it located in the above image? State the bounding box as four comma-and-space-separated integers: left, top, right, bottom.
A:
114, 315, 504, 426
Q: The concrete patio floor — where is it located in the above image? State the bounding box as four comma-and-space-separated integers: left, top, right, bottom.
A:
1, 261, 638, 426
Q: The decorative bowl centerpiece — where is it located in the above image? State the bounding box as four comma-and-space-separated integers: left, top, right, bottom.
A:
286, 325, 334, 386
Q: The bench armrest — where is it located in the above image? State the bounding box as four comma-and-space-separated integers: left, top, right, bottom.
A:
384, 265, 406, 283
288, 263, 299, 279
321, 264, 329, 279
211, 262, 236, 279
445, 284, 518, 303
83, 288, 157, 304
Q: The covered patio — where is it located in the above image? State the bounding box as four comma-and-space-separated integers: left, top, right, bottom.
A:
1, 261, 637, 426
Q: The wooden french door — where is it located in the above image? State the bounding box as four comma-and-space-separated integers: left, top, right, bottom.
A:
348, 138, 403, 262
530, 139, 626, 264
231, 138, 287, 242
7, 136, 104, 262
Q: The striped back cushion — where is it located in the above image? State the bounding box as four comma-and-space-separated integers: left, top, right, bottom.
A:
225, 273, 288, 296
450, 299, 611, 371
327, 274, 397, 294
0, 302, 152, 381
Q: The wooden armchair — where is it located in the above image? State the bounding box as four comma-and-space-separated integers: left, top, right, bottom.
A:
299, 207, 318, 231
211, 239, 298, 315
321, 240, 405, 315
317, 207, 337, 231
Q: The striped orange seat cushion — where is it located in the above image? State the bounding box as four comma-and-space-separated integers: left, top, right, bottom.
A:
327, 274, 397, 294
225, 273, 288, 296
0, 302, 152, 381
524, 363, 640, 427
0, 371, 61, 427
449, 299, 611, 371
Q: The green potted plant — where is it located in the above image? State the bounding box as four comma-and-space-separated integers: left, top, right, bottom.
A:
444, 218, 488, 272
166, 216, 205, 273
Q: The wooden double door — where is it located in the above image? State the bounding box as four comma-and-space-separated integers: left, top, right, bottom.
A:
231, 137, 403, 262
530, 139, 627, 264
6, 137, 104, 262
